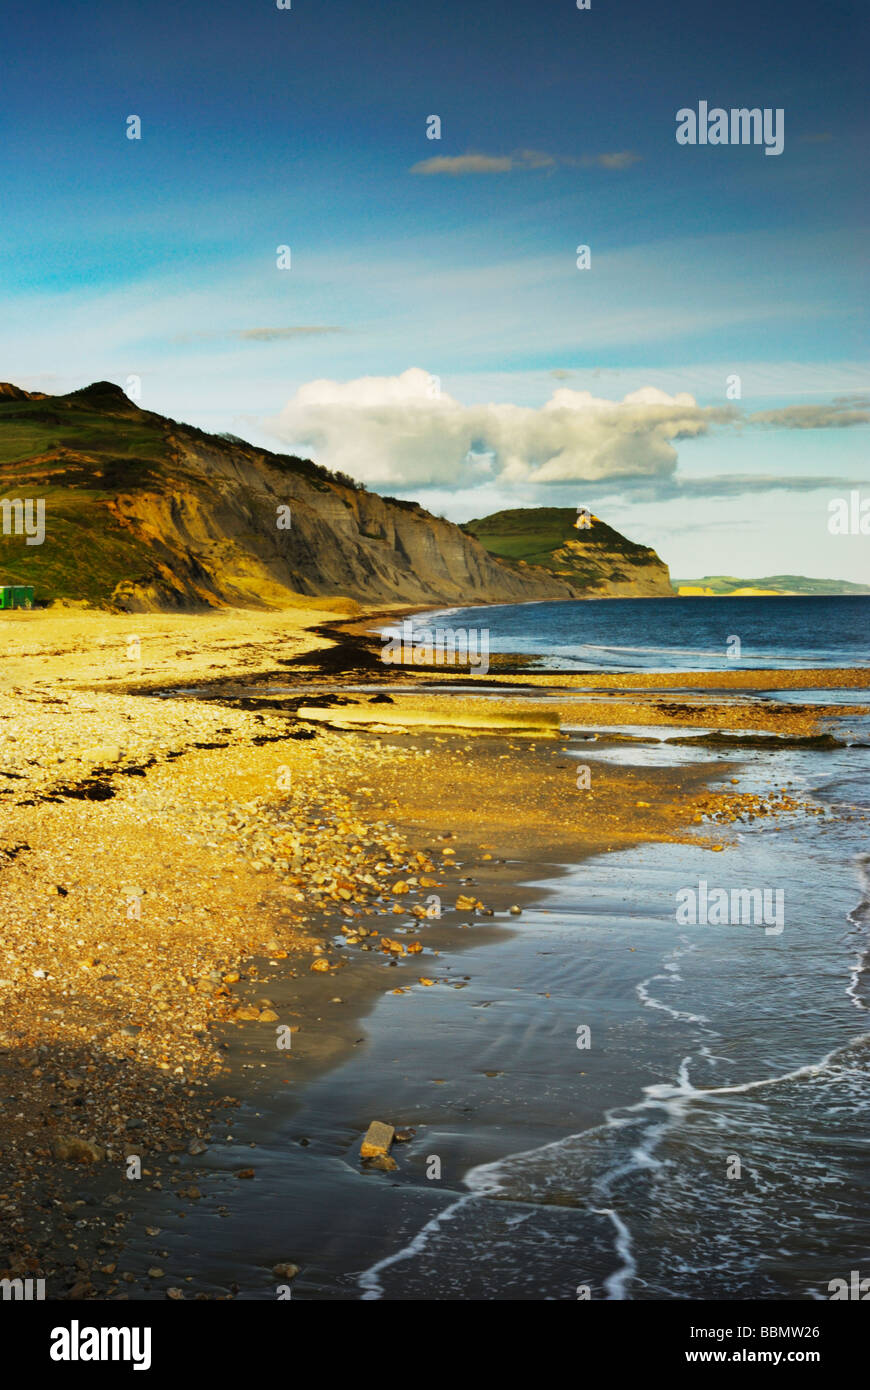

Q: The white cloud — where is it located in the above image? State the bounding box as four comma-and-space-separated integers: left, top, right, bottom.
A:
267, 367, 718, 487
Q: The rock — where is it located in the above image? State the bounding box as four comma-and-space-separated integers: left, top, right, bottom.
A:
272, 1263, 299, 1279
360, 1120, 394, 1159
366, 1154, 398, 1172
236, 1168, 255, 1179
51, 1135, 105, 1164
454, 894, 480, 911
166, 1287, 185, 1300
418, 977, 436, 986
509, 905, 522, 915
148, 1267, 165, 1279
310, 959, 331, 973
187, 1139, 207, 1156
84, 744, 122, 764
258, 1009, 279, 1022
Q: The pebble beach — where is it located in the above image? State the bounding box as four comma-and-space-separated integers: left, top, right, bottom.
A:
1, 602, 867, 1298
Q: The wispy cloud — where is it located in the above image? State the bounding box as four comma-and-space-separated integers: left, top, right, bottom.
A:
410, 150, 547, 175
612, 473, 869, 501
571, 151, 643, 170
172, 325, 343, 344
542, 363, 869, 400
236, 326, 343, 342
410, 148, 640, 175
748, 401, 870, 429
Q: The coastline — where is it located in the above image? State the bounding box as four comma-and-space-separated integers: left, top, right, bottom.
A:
1, 602, 866, 1297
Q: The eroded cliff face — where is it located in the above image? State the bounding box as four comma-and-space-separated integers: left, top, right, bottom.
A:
541, 535, 674, 598
105, 432, 581, 610
0, 383, 673, 610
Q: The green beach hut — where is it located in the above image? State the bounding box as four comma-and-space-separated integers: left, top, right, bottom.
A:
0, 585, 35, 609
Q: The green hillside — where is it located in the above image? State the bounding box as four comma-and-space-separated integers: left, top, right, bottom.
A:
0, 381, 361, 607
0, 384, 173, 605
674, 574, 870, 596
462, 506, 673, 595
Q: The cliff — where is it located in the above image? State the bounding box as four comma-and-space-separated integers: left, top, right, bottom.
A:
0, 383, 672, 610
463, 507, 674, 598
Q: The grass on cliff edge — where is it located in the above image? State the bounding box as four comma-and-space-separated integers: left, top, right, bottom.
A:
462, 506, 658, 571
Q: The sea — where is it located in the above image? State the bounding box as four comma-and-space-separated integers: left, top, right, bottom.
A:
398, 594, 870, 672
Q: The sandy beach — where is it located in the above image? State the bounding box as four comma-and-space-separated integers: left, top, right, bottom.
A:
1, 603, 867, 1298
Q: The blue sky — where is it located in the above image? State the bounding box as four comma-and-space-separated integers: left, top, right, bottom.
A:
2, 0, 867, 580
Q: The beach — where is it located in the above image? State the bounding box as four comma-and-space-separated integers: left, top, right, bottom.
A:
1, 603, 867, 1299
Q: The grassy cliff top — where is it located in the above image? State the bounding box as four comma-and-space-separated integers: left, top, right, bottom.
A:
462, 506, 659, 569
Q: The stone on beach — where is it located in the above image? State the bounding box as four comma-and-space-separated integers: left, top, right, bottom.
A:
455, 893, 482, 911
360, 1120, 395, 1159
366, 1154, 398, 1172
50, 1135, 105, 1163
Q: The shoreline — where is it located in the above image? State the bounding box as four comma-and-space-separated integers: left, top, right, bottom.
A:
1, 603, 866, 1297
